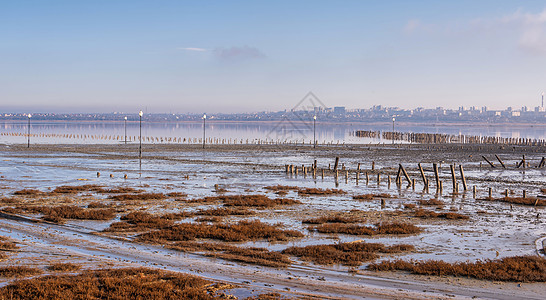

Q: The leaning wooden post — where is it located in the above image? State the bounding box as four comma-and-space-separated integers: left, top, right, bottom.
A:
333, 157, 340, 171
472, 186, 476, 199
433, 163, 440, 188
399, 164, 411, 184
494, 155, 506, 169
418, 163, 428, 186
459, 165, 467, 191
482, 156, 495, 168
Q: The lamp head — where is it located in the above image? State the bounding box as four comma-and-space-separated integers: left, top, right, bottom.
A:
313, 115, 316, 120
28, 114, 32, 118
203, 114, 207, 119
124, 116, 127, 120
392, 117, 395, 122
139, 111, 143, 117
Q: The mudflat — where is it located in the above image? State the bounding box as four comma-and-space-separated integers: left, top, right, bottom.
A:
0, 142, 545, 299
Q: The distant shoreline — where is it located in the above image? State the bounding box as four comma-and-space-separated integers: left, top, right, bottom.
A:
2, 119, 546, 128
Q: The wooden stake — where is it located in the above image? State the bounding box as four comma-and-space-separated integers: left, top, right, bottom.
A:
494, 155, 506, 169
459, 165, 467, 191
433, 163, 440, 187
418, 163, 428, 186
333, 157, 340, 171
482, 156, 495, 168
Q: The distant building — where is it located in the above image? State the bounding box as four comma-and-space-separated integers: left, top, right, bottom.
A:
333, 106, 346, 115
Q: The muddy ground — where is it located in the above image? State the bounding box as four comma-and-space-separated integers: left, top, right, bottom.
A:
0, 142, 545, 299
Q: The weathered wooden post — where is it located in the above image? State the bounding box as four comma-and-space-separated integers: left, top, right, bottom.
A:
333, 157, 340, 171
433, 163, 440, 188
459, 165, 467, 191
418, 163, 428, 186
450, 164, 457, 192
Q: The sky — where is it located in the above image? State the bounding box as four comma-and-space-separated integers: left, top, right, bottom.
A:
2, 0, 546, 113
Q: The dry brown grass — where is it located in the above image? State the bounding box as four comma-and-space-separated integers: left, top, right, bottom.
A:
264, 185, 298, 191
0, 268, 232, 299
310, 222, 422, 236
195, 216, 223, 223
414, 208, 469, 220
50, 185, 141, 194
22, 205, 115, 222
169, 242, 291, 268
137, 220, 304, 243
302, 215, 361, 224
166, 192, 187, 198
0, 237, 19, 251
13, 189, 44, 196
87, 201, 109, 208
418, 199, 444, 206
195, 195, 301, 207
297, 188, 346, 196
404, 203, 417, 210
196, 207, 253, 216
353, 193, 392, 200
367, 256, 546, 282
105, 211, 192, 232
0, 266, 42, 278
109, 192, 167, 201
494, 197, 546, 206
51, 184, 102, 194
47, 263, 81, 272
0, 197, 19, 204
282, 241, 414, 266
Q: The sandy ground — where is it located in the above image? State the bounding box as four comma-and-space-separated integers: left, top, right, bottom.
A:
0, 142, 545, 299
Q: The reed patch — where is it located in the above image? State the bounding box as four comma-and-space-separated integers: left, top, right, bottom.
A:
367, 256, 546, 282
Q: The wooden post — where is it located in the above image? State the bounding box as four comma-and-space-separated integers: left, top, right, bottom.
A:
372, 161, 375, 171
482, 156, 495, 168
473, 186, 476, 199
357, 163, 361, 171
418, 163, 428, 186
366, 172, 369, 185
333, 157, 340, 171
494, 155, 506, 169
377, 173, 381, 185
321, 169, 324, 179
459, 165, 467, 191
488, 187, 492, 199
399, 164, 411, 184
449, 164, 457, 192
314, 159, 317, 170
523, 190, 526, 198
433, 163, 440, 187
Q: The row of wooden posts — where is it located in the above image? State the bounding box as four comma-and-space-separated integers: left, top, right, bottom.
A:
355, 130, 546, 146
1, 132, 345, 146
284, 157, 536, 200
481, 154, 546, 169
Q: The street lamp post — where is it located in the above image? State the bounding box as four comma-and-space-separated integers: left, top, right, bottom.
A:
313, 115, 317, 148
202, 114, 207, 149
392, 117, 395, 144
124, 116, 128, 144
139, 111, 143, 158
27, 114, 31, 148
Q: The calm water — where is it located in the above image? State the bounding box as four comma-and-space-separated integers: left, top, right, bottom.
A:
1, 120, 546, 144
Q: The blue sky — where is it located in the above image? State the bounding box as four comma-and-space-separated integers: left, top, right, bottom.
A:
2, 0, 546, 113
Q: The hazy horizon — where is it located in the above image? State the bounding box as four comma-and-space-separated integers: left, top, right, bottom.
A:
3, 1, 546, 113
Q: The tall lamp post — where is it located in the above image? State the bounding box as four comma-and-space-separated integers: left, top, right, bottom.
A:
124, 116, 128, 144
202, 113, 206, 149
392, 117, 395, 145
313, 115, 317, 148
139, 111, 143, 158
27, 114, 31, 148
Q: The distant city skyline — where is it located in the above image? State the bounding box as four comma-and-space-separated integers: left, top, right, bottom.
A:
3, 1, 546, 113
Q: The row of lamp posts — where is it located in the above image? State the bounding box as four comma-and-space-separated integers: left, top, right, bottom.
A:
25, 112, 323, 150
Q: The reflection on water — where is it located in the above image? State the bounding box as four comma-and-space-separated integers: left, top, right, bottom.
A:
1, 120, 546, 144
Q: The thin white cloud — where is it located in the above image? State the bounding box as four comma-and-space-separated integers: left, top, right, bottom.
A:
178, 47, 208, 52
